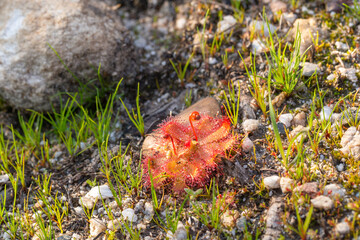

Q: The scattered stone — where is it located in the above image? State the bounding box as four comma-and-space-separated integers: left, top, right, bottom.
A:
240, 95, 256, 120
335, 41, 349, 51
280, 177, 295, 193
335, 221, 350, 235
144, 201, 154, 222
336, 163, 345, 172
288, 18, 327, 56
176, 17, 187, 30
279, 113, 293, 128
251, 39, 266, 53
276, 122, 286, 136
79, 196, 96, 209
86, 185, 113, 200
311, 195, 334, 210
208, 57, 217, 65
217, 15, 237, 33
54, 151, 63, 159
236, 216, 247, 232
263, 197, 284, 240
320, 106, 332, 121
294, 182, 319, 197
34, 200, 45, 209
338, 67, 358, 83
340, 126, 360, 159
107, 218, 122, 231
134, 200, 145, 214
264, 176, 280, 190
74, 206, 85, 215
270, 1, 287, 14
242, 137, 254, 153
221, 210, 240, 228
122, 208, 138, 223
249, 20, 276, 37
0, 174, 9, 184
324, 184, 346, 198
56, 235, 71, 240
326, 0, 352, 13
242, 119, 259, 133
174, 221, 187, 240
302, 62, 321, 77
271, 92, 287, 108
293, 112, 306, 127
71, 233, 81, 240
89, 218, 106, 237
2, 232, 11, 240
289, 126, 308, 141
283, 12, 297, 24
0, 0, 138, 111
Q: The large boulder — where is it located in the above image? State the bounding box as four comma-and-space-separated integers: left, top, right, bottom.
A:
0, 0, 138, 111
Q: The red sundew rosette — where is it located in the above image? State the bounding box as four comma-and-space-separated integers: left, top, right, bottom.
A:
142, 112, 236, 192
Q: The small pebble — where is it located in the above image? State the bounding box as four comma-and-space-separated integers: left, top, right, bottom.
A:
293, 112, 306, 127
302, 62, 320, 77
242, 119, 259, 133
280, 177, 295, 193
242, 137, 254, 153
336, 163, 344, 172
122, 208, 138, 222
311, 195, 334, 210
279, 113, 293, 128
236, 216, 246, 232
0, 174, 9, 184
320, 106, 332, 121
335, 221, 350, 235
89, 218, 106, 237
263, 176, 280, 189
174, 221, 187, 240
324, 184, 346, 198
71, 233, 81, 240
107, 218, 121, 231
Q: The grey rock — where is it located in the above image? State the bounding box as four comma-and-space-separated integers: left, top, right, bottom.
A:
338, 67, 358, 83
242, 137, 254, 153
249, 20, 276, 37
276, 122, 286, 136
302, 62, 321, 77
283, 12, 297, 24
320, 106, 332, 121
279, 113, 293, 128
236, 216, 246, 232
242, 119, 259, 133
335, 41, 349, 51
89, 218, 106, 237
288, 18, 328, 56
0, 174, 9, 184
217, 15, 237, 33
280, 177, 295, 193
174, 221, 187, 240
144, 201, 154, 222
311, 195, 334, 210
56, 235, 71, 240
264, 176, 280, 189
340, 127, 360, 159
122, 208, 138, 222
324, 184, 346, 198
270, 1, 287, 14
335, 221, 350, 235
263, 197, 284, 240
0, 0, 138, 111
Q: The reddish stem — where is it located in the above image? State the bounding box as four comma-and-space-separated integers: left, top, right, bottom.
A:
189, 111, 200, 141
170, 135, 177, 155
